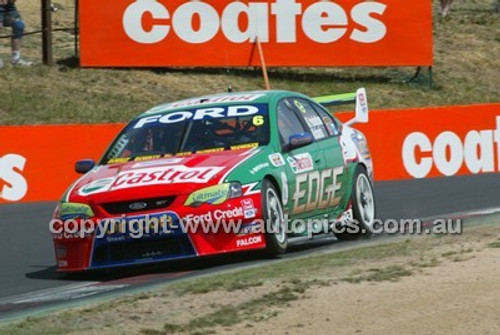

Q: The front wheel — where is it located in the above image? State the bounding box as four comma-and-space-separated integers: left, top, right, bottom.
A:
262, 179, 288, 255
334, 166, 376, 241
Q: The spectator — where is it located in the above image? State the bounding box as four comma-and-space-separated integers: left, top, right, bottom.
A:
440, 0, 454, 17
0, 0, 32, 66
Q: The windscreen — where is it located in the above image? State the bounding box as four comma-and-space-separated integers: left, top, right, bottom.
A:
102, 104, 269, 164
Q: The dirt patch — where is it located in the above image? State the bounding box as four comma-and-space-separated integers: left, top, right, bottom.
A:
220, 247, 500, 335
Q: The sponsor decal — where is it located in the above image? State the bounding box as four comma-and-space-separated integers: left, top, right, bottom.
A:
281, 171, 289, 206
403, 116, 500, 178
122, 0, 389, 46
57, 260, 68, 268
241, 197, 258, 219
241, 198, 257, 219
241, 198, 254, 210
133, 104, 266, 129
355, 88, 369, 122
237, 222, 262, 236
287, 153, 314, 174
231, 142, 259, 151
78, 177, 116, 196
148, 94, 265, 112
337, 208, 353, 226
0, 154, 28, 202
196, 147, 225, 154
58, 203, 95, 220
351, 132, 371, 160
250, 162, 270, 175
132, 157, 184, 168
184, 207, 245, 224
269, 153, 285, 167
56, 246, 67, 257
185, 184, 230, 206
311, 128, 326, 140
236, 235, 263, 247
294, 100, 307, 114
340, 130, 358, 165
244, 209, 257, 219
305, 115, 323, 128
134, 155, 162, 161
292, 166, 343, 215
79, 165, 223, 196
108, 157, 131, 164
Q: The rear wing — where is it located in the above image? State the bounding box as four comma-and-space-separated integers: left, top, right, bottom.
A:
313, 88, 369, 126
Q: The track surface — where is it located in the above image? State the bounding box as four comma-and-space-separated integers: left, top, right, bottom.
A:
0, 173, 499, 319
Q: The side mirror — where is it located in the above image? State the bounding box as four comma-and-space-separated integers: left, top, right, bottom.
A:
75, 159, 95, 174
288, 132, 314, 150
345, 88, 369, 126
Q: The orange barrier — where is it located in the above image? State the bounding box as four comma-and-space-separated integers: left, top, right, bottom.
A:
337, 103, 500, 181
1, 103, 499, 203
80, 0, 433, 67
0, 124, 124, 203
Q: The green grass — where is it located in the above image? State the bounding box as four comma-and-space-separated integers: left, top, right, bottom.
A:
141, 284, 306, 334
342, 265, 414, 283
487, 240, 500, 248
0, 0, 498, 125
169, 240, 413, 298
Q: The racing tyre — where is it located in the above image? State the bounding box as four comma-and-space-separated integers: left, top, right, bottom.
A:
262, 179, 288, 255
334, 166, 375, 241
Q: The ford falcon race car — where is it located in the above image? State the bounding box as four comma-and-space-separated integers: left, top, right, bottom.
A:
52, 89, 375, 272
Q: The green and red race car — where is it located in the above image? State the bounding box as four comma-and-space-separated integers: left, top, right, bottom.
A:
51, 89, 375, 272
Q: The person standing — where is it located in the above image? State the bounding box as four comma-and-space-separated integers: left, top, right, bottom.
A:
0, 0, 32, 66
440, 0, 455, 17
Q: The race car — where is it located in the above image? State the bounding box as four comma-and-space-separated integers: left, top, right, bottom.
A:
51, 89, 375, 272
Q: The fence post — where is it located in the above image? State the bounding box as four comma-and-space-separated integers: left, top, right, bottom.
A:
74, 0, 79, 57
41, 0, 53, 65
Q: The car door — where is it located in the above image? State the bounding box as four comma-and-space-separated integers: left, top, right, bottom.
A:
309, 102, 350, 215
276, 99, 327, 223
277, 99, 326, 223
288, 98, 348, 218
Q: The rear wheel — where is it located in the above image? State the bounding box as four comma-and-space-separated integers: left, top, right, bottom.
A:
262, 179, 288, 255
334, 166, 375, 241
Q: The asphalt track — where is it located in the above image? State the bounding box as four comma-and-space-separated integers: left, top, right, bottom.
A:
1, 173, 499, 320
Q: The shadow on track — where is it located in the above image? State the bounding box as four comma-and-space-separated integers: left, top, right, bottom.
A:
25, 236, 339, 283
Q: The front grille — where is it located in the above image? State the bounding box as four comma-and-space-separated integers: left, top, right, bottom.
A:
101, 196, 175, 214
92, 237, 191, 264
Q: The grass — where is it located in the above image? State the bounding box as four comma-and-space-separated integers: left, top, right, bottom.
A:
141, 283, 312, 334
342, 265, 414, 283
487, 240, 500, 248
168, 240, 413, 298
0, 0, 499, 125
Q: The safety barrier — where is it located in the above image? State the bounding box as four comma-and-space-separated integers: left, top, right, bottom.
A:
0, 103, 499, 203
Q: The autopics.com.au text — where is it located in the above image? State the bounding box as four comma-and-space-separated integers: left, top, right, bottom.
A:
49, 214, 463, 239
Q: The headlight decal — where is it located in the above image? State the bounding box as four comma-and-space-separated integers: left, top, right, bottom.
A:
184, 184, 230, 207
57, 202, 95, 220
